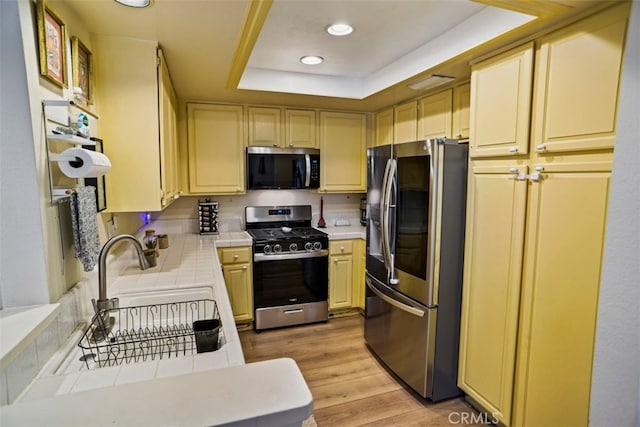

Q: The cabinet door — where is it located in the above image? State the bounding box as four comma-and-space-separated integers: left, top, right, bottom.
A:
470, 42, 534, 158
531, 4, 628, 155
285, 109, 317, 148
458, 163, 528, 426
513, 161, 612, 427
187, 103, 245, 194
221, 263, 253, 322
394, 100, 418, 143
352, 239, 366, 310
94, 36, 163, 212
418, 89, 452, 140
158, 49, 180, 208
247, 107, 282, 147
329, 254, 353, 310
319, 111, 367, 192
375, 108, 393, 147
452, 83, 471, 140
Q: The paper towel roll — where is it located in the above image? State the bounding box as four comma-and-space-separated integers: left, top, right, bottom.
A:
58, 147, 111, 178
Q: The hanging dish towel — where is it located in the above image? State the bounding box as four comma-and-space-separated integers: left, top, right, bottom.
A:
70, 187, 100, 272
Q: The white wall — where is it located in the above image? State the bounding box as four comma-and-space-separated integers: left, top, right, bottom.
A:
590, 2, 640, 426
0, 0, 49, 307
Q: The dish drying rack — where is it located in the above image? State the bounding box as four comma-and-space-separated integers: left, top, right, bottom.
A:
78, 299, 219, 370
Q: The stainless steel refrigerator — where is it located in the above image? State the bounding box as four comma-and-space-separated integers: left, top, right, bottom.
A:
364, 138, 468, 401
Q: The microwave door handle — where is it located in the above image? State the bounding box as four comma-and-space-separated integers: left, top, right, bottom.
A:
304, 154, 311, 187
386, 159, 399, 285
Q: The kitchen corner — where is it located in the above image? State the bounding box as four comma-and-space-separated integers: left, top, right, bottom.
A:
0, 229, 313, 426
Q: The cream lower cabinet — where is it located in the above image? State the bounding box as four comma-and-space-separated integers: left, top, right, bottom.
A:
512, 161, 612, 427
459, 158, 613, 426
217, 247, 253, 323
328, 240, 353, 310
187, 103, 245, 194
319, 112, 367, 192
458, 164, 528, 425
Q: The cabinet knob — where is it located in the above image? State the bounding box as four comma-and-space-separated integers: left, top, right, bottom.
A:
242, 265, 247, 270
529, 172, 542, 182
340, 247, 345, 252
508, 147, 518, 153
234, 254, 239, 259
333, 258, 338, 263
536, 144, 547, 152
535, 166, 544, 172
273, 144, 278, 147
455, 133, 462, 138
509, 167, 519, 173
289, 143, 294, 147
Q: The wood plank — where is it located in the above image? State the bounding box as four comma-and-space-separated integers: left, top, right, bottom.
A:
239, 315, 480, 426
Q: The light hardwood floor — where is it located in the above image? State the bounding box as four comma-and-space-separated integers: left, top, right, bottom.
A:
239, 315, 482, 426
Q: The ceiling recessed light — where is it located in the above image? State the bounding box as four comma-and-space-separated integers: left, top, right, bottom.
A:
114, 0, 152, 8
326, 23, 354, 37
300, 56, 324, 65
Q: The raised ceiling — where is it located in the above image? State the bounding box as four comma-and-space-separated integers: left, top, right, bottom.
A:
54, 0, 600, 111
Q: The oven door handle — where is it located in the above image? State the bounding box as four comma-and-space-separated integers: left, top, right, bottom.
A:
254, 250, 329, 262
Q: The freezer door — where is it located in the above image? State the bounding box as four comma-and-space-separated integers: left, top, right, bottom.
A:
366, 144, 393, 282
364, 274, 436, 398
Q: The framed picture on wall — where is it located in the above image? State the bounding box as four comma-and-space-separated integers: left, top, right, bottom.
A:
71, 36, 93, 105
36, 0, 67, 88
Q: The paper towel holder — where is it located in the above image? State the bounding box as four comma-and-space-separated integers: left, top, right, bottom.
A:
43, 100, 106, 208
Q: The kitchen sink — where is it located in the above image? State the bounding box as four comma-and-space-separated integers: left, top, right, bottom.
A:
55, 286, 226, 375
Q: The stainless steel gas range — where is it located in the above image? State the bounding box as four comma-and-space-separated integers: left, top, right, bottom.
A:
245, 205, 328, 331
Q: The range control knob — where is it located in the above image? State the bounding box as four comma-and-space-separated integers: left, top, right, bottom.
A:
289, 243, 298, 252
263, 244, 272, 254
313, 241, 322, 251
304, 242, 313, 251
273, 244, 282, 253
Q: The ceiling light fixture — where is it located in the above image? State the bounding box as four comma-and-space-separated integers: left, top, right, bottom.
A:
407, 74, 456, 91
300, 56, 324, 65
326, 23, 354, 37
114, 0, 152, 8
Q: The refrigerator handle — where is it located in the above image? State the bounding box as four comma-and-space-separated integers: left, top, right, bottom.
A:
380, 158, 392, 272
386, 159, 399, 285
366, 277, 425, 317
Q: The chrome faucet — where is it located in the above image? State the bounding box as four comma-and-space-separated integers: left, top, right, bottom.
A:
92, 234, 149, 315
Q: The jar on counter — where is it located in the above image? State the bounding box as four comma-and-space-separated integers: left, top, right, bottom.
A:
143, 230, 158, 255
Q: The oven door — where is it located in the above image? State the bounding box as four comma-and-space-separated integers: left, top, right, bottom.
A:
253, 251, 329, 308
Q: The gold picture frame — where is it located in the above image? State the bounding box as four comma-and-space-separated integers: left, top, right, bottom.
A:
36, 0, 67, 88
71, 36, 94, 105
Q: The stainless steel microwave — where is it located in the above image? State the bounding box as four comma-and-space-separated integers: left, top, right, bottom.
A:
246, 147, 320, 190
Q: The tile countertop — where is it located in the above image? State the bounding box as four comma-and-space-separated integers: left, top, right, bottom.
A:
0, 232, 313, 426
317, 223, 366, 240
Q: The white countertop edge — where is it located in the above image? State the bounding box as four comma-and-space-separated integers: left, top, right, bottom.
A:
0, 304, 61, 370
0, 357, 313, 427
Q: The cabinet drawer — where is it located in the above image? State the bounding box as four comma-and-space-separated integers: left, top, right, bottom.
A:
219, 247, 252, 264
329, 240, 353, 255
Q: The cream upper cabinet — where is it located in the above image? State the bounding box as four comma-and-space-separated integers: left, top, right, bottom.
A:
93, 37, 180, 212
418, 89, 452, 140
285, 109, 317, 148
452, 83, 471, 140
531, 5, 628, 155
375, 107, 394, 147
470, 42, 534, 158
319, 111, 367, 192
158, 50, 180, 208
187, 103, 245, 194
513, 161, 612, 427
458, 163, 528, 426
247, 107, 281, 147
394, 100, 418, 143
